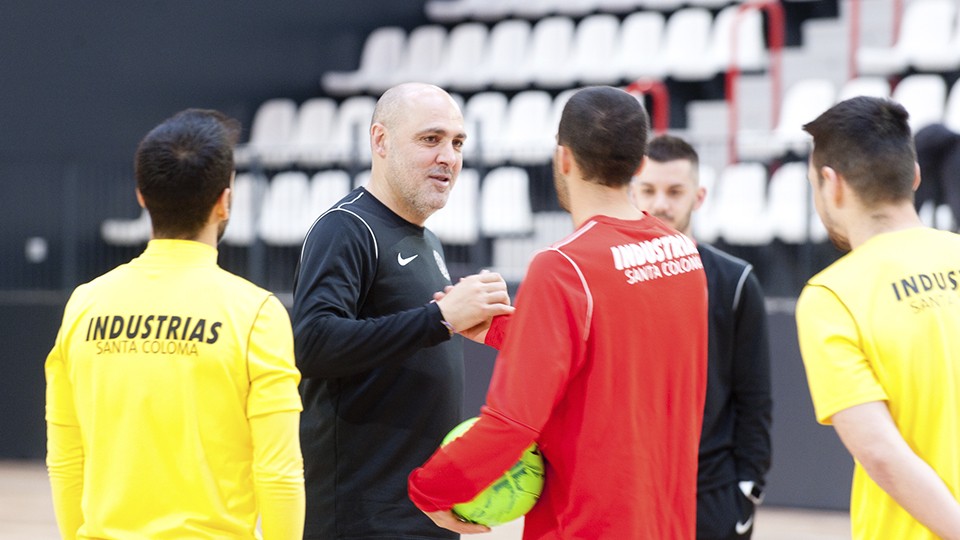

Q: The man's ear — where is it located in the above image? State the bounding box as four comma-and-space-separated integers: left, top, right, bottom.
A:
371, 123, 388, 158
820, 166, 845, 207
692, 185, 707, 212
213, 187, 231, 221
912, 161, 921, 192
135, 189, 146, 209
556, 145, 573, 175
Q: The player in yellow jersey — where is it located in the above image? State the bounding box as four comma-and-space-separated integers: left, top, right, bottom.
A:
45, 109, 305, 539
797, 96, 960, 540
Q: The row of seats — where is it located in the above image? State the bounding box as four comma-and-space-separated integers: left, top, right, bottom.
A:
857, 0, 960, 77
235, 88, 579, 170
738, 73, 960, 162
101, 166, 537, 248
321, 7, 765, 96
424, 0, 736, 23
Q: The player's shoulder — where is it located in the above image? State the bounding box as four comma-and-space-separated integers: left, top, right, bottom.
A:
697, 243, 753, 283
302, 189, 382, 249
697, 243, 750, 271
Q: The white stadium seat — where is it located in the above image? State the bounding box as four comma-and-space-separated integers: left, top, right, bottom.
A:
856, 0, 956, 76
616, 11, 668, 81
321, 27, 406, 96
222, 173, 267, 247
233, 98, 298, 169
716, 162, 773, 245
892, 74, 947, 132
425, 168, 481, 244
481, 167, 534, 236
258, 172, 314, 246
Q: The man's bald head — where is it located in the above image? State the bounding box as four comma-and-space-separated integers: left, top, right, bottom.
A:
372, 83, 461, 130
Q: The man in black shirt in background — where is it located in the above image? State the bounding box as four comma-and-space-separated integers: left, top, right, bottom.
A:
631, 135, 773, 540
292, 83, 514, 539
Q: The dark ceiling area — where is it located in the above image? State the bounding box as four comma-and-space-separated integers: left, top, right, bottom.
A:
0, 1, 428, 163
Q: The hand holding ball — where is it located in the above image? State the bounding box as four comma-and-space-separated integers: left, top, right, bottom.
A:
441, 417, 545, 527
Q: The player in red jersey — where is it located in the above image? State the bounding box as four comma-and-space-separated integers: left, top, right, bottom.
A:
409, 86, 709, 539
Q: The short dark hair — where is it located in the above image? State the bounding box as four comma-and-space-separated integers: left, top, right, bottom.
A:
134, 109, 241, 238
802, 96, 916, 206
646, 134, 699, 166
558, 86, 649, 187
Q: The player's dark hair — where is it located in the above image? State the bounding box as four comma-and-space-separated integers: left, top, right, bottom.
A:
646, 134, 699, 167
135, 108, 241, 238
803, 96, 916, 206
558, 86, 649, 187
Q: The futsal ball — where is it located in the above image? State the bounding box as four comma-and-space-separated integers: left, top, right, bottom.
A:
441, 417, 545, 527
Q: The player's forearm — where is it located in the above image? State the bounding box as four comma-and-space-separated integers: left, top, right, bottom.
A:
293, 303, 449, 378
250, 411, 305, 540
46, 422, 84, 539
860, 445, 960, 539
408, 408, 538, 512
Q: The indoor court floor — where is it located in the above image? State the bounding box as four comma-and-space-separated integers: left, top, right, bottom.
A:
1, 460, 850, 539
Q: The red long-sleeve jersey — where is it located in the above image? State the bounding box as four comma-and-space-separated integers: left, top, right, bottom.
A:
410, 214, 708, 539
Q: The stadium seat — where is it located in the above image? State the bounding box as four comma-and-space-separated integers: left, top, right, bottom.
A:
463, 91, 510, 166
595, 0, 641, 14
480, 167, 534, 236
327, 96, 376, 167
553, 0, 600, 17
486, 19, 533, 90
891, 74, 947, 132
837, 76, 891, 102
738, 78, 836, 161
291, 97, 338, 168
425, 168, 480, 244
716, 162, 773, 245
616, 11, 668, 81
423, 0, 476, 23
222, 173, 267, 247
436, 23, 490, 92
856, 0, 956, 77
767, 162, 812, 244
502, 90, 556, 165
101, 208, 151, 246
354, 169, 372, 189
321, 27, 406, 96
233, 98, 298, 169
512, 0, 557, 20
259, 172, 314, 246
639, 0, 685, 11
691, 164, 720, 243
944, 79, 960, 132
309, 169, 352, 217
379, 25, 447, 92
709, 4, 766, 75
527, 16, 577, 89
913, 7, 960, 73
571, 14, 622, 86
663, 8, 716, 81
469, 0, 515, 22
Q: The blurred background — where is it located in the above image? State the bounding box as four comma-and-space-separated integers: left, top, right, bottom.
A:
4, 0, 959, 515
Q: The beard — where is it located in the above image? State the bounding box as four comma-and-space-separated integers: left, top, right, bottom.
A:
827, 227, 851, 252
553, 161, 570, 213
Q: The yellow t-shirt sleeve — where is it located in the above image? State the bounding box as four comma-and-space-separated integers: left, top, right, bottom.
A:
247, 295, 302, 419
796, 284, 889, 425
250, 411, 305, 540
45, 324, 85, 538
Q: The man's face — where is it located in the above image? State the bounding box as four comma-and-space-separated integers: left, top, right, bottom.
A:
382, 92, 465, 224
630, 158, 702, 235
